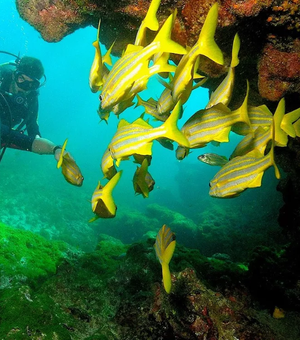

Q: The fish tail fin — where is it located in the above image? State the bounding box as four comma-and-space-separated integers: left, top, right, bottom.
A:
57, 138, 68, 168
233, 80, 252, 129
271, 113, 281, 179
103, 170, 122, 212
103, 40, 115, 66
135, 94, 144, 108
231, 33, 240, 68
153, 10, 187, 55
96, 19, 101, 41
161, 101, 190, 147
162, 262, 172, 293
274, 98, 288, 147
281, 107, 300, 137
143, 0, 161, 31
197, 3, 224, 65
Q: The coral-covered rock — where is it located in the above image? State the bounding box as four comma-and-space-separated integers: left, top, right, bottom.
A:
15, 0, 300, 103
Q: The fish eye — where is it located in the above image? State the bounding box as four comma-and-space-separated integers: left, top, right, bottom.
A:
209, 183, 211, 187
99, 95, 103, 101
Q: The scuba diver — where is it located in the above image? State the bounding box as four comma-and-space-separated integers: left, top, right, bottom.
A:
0, 52, 83, 186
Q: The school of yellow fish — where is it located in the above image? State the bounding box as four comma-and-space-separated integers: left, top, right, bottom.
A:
88, 0, 300, 221
86, 0, 300, 293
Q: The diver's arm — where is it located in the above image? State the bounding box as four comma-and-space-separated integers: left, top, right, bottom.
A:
31, 136, 55, 154
31, 136, 73, 162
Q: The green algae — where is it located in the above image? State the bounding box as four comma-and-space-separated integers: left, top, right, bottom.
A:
0, 222, 66, 288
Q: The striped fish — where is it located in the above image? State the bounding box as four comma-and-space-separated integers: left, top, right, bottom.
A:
232, 104, 273, 136
206, 33, 240, 108
209, 146, 280, 198
171, 3, 224, 104
135, 94, 170, 121
154, 224, 176, 293
230, 126, 271, 159
57, 139, 84, 186
101, 147, 117, 180
179, 81, 251, 149
210, 116, 280, 198
100, 10, 186, 111
90, 171, 122, 220
109, 100, 190, 165
157, 87, 175, 117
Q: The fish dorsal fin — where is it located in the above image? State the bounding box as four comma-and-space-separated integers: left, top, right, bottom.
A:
133, 117, 152, 128
246, 149, 264, 158
211, 102, 231, 114
117, 119, 130, 128
124, 44, 143, 55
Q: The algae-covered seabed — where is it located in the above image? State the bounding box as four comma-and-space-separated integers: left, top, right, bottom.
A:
1, 1, 298, 339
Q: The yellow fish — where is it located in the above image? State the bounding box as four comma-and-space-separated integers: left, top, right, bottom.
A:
101, 147, 117, 180
171, 3, 224, 104
135, 94, 170, 122
90, 171, 122, 220
232, 104, 273, 136
179, 81, 251, 149
109, 100, 189, 166
100, 10, 186, 111
89, 20, 113, 93
57, 139, 84, 186
134, 0, 161, 46
206, 33, 240, 108
154, 224, 176, 294
133, 158, 155, 198
209, 116, 280, 198
273, 306, 285, 319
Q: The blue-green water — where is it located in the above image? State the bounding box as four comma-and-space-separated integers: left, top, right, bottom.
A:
0, 0, 284, 258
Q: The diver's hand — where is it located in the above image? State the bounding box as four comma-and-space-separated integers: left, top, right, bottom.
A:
54, 148, 75, 163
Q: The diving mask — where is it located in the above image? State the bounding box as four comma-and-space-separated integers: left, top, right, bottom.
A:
15, 71, 46, 91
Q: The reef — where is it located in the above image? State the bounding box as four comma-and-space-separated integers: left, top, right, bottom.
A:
14, 0, 300, 105
1, 222, 300, 339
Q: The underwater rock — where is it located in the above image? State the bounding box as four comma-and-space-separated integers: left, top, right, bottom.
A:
15, 0, 300, 103
1, 235, 299, 339
146, 203, 201, 248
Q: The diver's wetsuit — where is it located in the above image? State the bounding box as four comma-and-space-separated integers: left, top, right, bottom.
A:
0, 65, 41, 151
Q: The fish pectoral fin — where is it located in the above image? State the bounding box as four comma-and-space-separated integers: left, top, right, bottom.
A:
89, 215, 100, 223
248, 172, 264, 188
